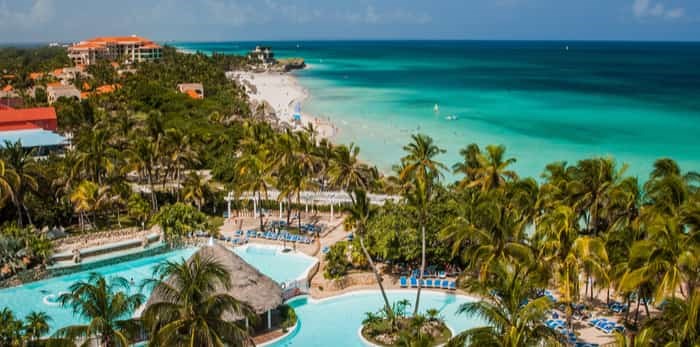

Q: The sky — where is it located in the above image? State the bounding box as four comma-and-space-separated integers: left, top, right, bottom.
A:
0, 0, 699, 43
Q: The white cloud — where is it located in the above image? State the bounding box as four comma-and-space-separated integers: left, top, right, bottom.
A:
632, 0, 685, 20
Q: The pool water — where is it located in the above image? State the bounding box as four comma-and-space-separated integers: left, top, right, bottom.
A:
0, 248, 197, 335
0, 244, 317, 335
271, 290, 487, 347
232, 245, 317, 283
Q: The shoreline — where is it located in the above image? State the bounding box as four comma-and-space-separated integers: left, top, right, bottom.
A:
231, 69, 339, 140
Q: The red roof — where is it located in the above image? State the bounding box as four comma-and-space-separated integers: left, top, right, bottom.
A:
0, 123, 41, 131
0, 107, 57, 123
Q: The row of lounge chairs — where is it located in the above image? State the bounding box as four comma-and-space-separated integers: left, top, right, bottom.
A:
588, 317, 625, 334
410, 269, 447, 279
546, 319, 600, 346
233, 229, 314, 244
399, 276, 456, 290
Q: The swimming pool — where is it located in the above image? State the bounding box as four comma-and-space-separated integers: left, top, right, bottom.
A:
0, 244, 317, 335
268, 290, 487, 347
232, 244, 318, 284
0, 248, 197, 335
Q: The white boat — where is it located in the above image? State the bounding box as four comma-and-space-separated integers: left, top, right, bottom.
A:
445, 115, 457, 121
434, 104, 439, 113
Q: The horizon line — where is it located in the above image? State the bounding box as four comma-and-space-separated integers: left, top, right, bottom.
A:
2, 38, 700, 46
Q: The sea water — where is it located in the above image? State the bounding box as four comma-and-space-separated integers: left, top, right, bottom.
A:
175, 41, 700, 180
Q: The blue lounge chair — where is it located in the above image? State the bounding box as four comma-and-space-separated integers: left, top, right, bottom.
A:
322, 246, 330, 254
425, 279, 433, 288
400, 276, 408, 288
441, 280, 449, 289
410, 277, 418, 288
438, 271, 446, 278
448, 281, 457, 290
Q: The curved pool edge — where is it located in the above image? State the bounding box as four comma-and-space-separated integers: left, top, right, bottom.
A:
233, 243, 319, 282
258, 320, 300, 347
275, 289, 478, 347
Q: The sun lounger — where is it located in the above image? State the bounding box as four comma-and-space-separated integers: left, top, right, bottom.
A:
441, 280, 449, 289
322, 246, 330, 254
438, 271, 446, 278
448, 281, 456, 290
410, 277, 418, 288
400, 276, 408, 288
425, 279, 433, 288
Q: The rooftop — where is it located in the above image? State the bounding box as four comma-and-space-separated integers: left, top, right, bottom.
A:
0, 107, 57, 123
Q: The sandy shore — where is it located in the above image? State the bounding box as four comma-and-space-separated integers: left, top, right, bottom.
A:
234, 71, 338, 139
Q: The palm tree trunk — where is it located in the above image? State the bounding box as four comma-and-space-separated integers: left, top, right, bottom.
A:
15, 198, 23, 227
359, 234, 395, 323
413, 223, 426, 316
147, 169, 157, 211
258, 192, 264, 231
634, 295, 641, 325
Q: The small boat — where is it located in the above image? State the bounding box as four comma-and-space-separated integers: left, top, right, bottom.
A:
565, 46, 569, 51
434, 104, 439, 113
445, 115, 457, 121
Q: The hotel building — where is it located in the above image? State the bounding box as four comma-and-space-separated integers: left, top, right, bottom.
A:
68, 36, 162, 65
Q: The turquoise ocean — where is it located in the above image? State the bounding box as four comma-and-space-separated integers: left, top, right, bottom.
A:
174, 41, 700, 180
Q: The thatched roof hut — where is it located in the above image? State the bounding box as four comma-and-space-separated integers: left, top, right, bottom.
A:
146, 244, 283, 322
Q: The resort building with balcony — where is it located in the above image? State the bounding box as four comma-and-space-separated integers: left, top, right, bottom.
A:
47, 84, 81, 104
68, 35, 162, 65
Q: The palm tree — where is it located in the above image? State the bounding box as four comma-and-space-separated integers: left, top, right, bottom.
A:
399, 134, 445, 316
441, 190, 531, 281
182, 171, 210, 211
69, 180, 112, 231
55, 273, 144, 347
328, 143, 376, 193
24, 311, 51, 341
164, 129, 200, 200
0, 307, 23, 346
467, 144, 518, 191
152, 202, 210, 245
1, 140, 40, 227
447, 262, 558, 347
234, 149, 274, 231
637, 288, 699, 346
345, 189, 395, 324
142, 253, 255, 347
452, 144, 481, 188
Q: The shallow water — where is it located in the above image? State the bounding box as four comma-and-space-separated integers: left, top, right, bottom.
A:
176, 40, 700, 180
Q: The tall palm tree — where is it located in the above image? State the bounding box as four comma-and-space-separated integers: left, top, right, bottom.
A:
1, 140, 40, 227
164, 129, 200, 200
447, 261, 557, 347
234, 149, 274, 231
55, 273, 144, 347
24, 311, 51, 341
638, 288, 699, 346
452, 144, 481, 188
467, 144, 518, 191
328, 143, 376, 193
399, 134, 445, 316
0, 307, 23, 346
345, 189, 395, 324
70, 180, 112, 231
142, 254, 255, 347
182, 171, 210, 211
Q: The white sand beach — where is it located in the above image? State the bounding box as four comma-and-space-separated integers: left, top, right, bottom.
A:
235, 71, 337, 140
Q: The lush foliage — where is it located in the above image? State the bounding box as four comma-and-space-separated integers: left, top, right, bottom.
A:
55, 273, 144, 347
141, 253, 255, 347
